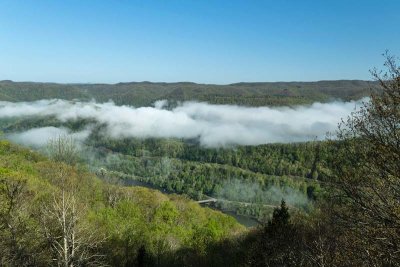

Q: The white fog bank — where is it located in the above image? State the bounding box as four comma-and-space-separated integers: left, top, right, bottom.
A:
0, 99, 366, 147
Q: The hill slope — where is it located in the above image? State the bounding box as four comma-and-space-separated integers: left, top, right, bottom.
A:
0, 80, 378, 106
0, 140, 243, 266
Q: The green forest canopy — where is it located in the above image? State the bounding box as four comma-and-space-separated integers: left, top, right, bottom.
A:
0, 79, 378, 106
0, 140, 244, 266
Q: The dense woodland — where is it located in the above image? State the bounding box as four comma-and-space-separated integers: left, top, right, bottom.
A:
0, 57, 399, 266
1, 116, 323, 221
0, 140, 245, 266
0, 79, 378, 107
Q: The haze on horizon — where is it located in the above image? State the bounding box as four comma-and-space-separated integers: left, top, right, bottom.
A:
1, 0, 400, 84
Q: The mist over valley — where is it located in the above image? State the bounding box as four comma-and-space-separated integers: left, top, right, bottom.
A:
1, 98, 364, 147
1, 1, 399, 264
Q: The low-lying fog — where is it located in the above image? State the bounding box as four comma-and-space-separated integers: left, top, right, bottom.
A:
0, 99, 365, 147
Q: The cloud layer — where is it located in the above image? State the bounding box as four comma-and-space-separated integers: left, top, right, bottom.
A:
7, 126, 91, 147
0, 99, 364, 147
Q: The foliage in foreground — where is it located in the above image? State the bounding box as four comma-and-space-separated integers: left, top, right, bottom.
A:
327, 53, 400, 265
0, 140, 243, 266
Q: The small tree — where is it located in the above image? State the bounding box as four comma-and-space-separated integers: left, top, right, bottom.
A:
250, 199, 299, 266
0, 177, 48, 266
47, 135, 79, 165
40, 167, 105, 266
0, 178, 28, 265
268, 199, 290, 229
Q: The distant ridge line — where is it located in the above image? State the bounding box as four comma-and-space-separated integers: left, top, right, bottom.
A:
0, 79, 378, 107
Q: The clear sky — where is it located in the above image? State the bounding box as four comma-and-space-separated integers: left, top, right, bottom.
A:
1, 0, 399, 84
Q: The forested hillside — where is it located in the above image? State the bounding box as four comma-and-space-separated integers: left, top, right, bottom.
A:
2, 0, 399, 264
0, 140, 244, 266
0, 80, 378, 106
0, 59, 399, 266
0, 115, 323, 221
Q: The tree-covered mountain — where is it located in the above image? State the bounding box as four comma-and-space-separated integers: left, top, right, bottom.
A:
1, 57, 398, 266
0, 79, 378, 106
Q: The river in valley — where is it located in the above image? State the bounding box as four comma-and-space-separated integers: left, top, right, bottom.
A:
123, 179, 260, 228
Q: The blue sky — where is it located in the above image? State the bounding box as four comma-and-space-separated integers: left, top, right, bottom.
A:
0, 0, 399, 84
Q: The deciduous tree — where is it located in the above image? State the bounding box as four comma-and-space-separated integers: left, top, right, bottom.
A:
329, 52, 400, 265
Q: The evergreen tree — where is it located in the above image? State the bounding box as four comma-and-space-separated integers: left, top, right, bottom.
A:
268, 199, 290, 229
